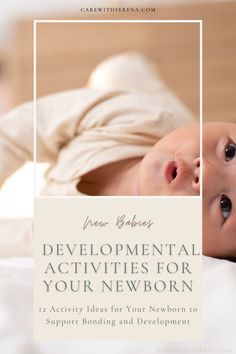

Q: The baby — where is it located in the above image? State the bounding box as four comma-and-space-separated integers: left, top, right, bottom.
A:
0, 53, 235, 261
79, 120, 235, 263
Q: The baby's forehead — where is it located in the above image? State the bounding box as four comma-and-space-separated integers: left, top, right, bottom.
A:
203, 122, 236, 130
202, 122, 236, 137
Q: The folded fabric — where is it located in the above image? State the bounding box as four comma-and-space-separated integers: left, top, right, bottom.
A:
0, 219, 33, 257
0, 53, 195, 196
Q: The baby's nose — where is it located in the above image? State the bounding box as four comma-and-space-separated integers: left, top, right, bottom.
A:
193, 157, 200, 194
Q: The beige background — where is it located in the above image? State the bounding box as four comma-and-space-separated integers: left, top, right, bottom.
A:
35, 197, 202, 340
5, 1, 236, 122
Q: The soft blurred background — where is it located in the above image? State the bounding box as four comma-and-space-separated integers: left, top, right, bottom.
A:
0, 0, 235, 218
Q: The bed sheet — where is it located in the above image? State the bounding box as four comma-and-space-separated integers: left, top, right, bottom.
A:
0, 254, 236, 353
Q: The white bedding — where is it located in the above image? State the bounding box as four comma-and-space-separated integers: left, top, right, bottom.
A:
0, 255, 235, 354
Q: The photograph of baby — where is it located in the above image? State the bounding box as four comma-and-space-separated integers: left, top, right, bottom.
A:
1, 51, 235, 261
0, 11, 236, 353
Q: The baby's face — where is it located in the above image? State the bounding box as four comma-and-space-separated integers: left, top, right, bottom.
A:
203, 122, 236, 258
138, 121, 236, 259
138, 123, 200, 196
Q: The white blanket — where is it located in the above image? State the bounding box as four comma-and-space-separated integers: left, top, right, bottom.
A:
0, 255, 235, 354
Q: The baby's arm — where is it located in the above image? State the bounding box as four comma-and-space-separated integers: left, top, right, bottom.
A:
0, 89, 116, 187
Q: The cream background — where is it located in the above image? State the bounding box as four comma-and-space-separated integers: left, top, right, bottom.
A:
34, 197, 202, 340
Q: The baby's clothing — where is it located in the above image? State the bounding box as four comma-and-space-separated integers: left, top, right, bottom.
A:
0, 53, 195, 195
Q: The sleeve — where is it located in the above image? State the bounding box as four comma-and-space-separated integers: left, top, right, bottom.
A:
0, 88, 118, 187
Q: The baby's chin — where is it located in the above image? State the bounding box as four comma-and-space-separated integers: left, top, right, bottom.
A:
203, 231, 236, 259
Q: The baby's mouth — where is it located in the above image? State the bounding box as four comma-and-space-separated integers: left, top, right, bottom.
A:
165, 160, 191, 187
165, 161, 178, 184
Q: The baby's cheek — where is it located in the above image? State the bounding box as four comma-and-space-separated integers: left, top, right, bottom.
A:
202, 213, 226, 258
137, 168, 159, 196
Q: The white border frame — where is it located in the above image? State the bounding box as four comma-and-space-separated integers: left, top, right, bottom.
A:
33, 19, 203, 199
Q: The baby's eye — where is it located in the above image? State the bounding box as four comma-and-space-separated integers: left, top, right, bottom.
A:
220, 194, 232, 221
225, 142, 236, 162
